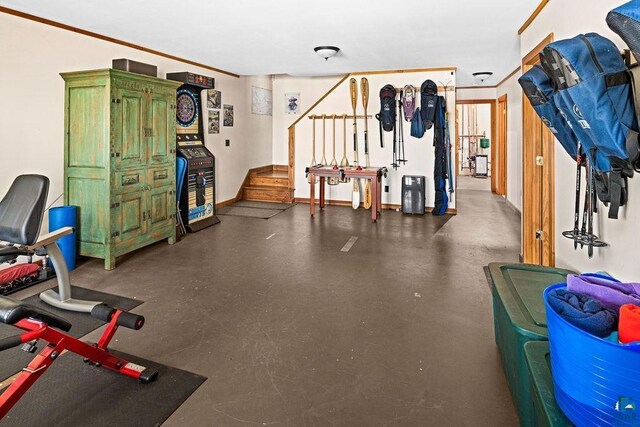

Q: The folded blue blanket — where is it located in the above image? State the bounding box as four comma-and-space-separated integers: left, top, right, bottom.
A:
547, 288, 618, 338
567, 273, 640, 312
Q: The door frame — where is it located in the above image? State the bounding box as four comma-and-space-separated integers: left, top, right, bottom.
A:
522, 33, 555, 266
455, 99, 497, 186
496, 94, 508, 196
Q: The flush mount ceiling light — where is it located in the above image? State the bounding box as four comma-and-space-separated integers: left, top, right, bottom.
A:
314, 46, 340, 61
472, 71, 494, 83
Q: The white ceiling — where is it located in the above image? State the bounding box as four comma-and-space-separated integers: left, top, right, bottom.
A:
3, 0, 539, 86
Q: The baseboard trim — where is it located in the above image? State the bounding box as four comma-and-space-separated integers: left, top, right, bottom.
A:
216, 197, 239, 208
294, 198, 457, 215
504, 197, 522, 217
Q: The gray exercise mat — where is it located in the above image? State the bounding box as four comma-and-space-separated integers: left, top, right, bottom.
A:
0, 286, 142, 381
0, 349, 206, 426
217, 206, 284, 219
232, 200, 296, 210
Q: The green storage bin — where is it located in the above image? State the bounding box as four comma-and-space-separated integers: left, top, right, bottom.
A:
488, 263, 576, 426
524, 341, 572, 427
480, 137, 490, 149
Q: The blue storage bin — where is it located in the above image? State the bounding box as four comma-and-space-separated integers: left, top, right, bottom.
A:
49, 206, 77, 271
544, 283, 640, 426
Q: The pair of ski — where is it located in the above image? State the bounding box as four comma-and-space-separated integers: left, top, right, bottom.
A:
391, 91, 406, 170
562, 144, 607, 258
349, 77, 372, 210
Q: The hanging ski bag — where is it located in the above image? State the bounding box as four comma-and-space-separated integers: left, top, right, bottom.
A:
411, 107, 425, 138
432, 96, 449, 216
539, 33, 640, 219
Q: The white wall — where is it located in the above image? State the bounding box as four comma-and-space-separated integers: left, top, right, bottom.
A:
272, 70, 457, 208
0, 12, 273, 223
272, 75, 342, 165
456, 87, 497, 101
520, 0, 639, 278
496, 71, 523, 212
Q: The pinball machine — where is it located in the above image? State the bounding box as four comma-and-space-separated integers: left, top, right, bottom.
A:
166, 72, 220, 231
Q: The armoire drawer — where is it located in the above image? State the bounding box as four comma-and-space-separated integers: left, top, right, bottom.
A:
148, 166, 173, 188
115, 169, 145, 193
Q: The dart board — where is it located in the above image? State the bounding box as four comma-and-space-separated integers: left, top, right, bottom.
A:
176, 88, 198, 128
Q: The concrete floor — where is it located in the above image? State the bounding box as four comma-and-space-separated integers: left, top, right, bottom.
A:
15, 176, 521, 426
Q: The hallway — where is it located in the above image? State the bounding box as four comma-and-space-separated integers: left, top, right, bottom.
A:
15, 183, 521, 426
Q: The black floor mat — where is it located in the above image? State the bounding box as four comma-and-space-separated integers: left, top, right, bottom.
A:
0, 349, 206, 426
0, 286, 142, 381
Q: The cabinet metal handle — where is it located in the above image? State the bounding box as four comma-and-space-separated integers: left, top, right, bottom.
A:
143, 211, 146, 221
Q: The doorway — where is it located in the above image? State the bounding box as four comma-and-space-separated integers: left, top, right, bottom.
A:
455, 100, 497, 192
522, 33, 555, 266
496, 95, 508, 197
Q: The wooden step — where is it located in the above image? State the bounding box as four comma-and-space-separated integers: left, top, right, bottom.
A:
243, 185, 293, 203
250, 171, 289, 187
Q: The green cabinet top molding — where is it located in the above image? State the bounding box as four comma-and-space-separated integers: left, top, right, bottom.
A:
62, 69, 181, 270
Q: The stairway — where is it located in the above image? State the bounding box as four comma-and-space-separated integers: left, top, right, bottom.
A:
242, 166, 293, 203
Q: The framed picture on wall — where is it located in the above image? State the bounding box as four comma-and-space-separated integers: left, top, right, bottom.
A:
207, 89, 221, 109
251, 86, 272, 116
285, 92, 300, 115
223, 104, 234, 127
208, 110, 220, 134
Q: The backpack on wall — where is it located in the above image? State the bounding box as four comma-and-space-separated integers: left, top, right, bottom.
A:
376, 84, 397, 132
518, 65, 580, 159
410, 107, 425, 138
420, 80, 438, 130
607, 1, 640, 65
539, 33, 640, 219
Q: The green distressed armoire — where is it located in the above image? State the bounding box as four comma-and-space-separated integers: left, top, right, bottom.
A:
62, 69, 181, 270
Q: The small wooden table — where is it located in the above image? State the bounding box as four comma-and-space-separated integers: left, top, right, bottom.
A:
307, 166, 388, 222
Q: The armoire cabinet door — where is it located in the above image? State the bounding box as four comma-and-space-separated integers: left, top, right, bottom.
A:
113, 191, 148, 243
148, 186, 175, 231
148, 93, 174, 165
112, 88, 147, 169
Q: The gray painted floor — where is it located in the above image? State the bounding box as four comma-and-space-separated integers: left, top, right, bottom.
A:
14, 176, 521, 426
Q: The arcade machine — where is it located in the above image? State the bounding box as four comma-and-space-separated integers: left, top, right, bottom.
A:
166, 72, 220, 231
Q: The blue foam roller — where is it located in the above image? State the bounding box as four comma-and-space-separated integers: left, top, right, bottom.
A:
49, 206, 77, 271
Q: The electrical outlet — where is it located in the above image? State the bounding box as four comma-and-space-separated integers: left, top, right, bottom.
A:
225, 139, 230, 146
384, 185, 389, 192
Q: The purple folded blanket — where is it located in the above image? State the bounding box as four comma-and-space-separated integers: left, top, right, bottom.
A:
567, 273, 640, 311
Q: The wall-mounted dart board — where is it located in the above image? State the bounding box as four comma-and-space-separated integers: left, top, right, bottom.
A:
176, 87, 199, 130
166, 72, 214, 144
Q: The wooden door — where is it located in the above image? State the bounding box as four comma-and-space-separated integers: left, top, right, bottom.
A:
496, 95, 508, 196
522, 34, 555, 266
113, 88, 147, 169
148, 92, 174, 165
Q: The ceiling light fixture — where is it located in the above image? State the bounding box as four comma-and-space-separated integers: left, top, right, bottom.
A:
314, 46, 340, 61
472, 71, 494, 83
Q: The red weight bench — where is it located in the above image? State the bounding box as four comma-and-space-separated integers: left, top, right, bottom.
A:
0, 296, 156, 419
